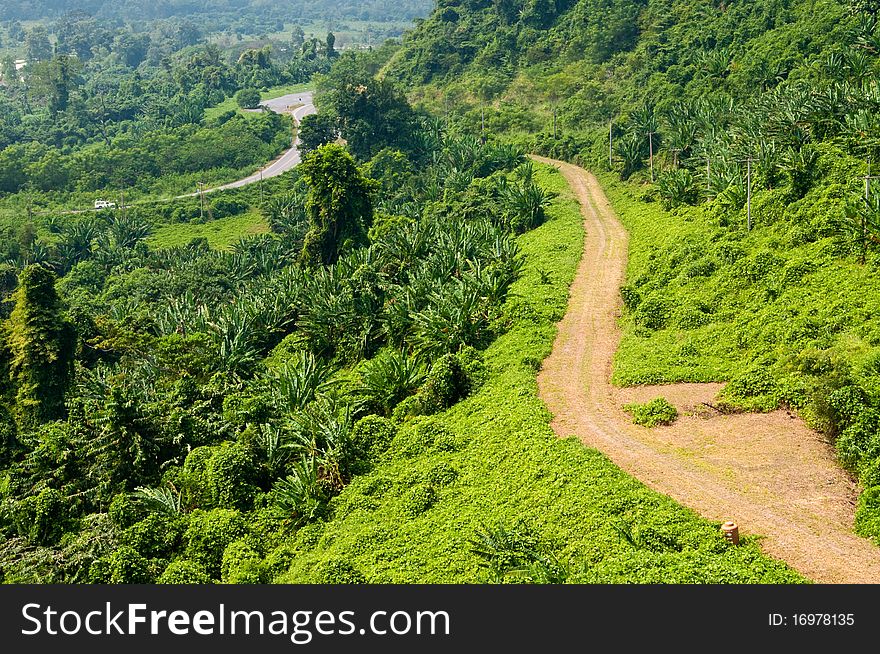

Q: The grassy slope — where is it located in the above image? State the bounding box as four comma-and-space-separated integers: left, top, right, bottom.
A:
147, 212, 269, 250
277, 164, 803, 583
599, 165, 880, 401
597, 162, 880, 541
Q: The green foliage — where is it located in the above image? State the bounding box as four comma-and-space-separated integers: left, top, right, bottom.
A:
221, 540, 266, 584
350, 415, 397, 459
5, 265, 75, 427
12, 487, 69, 546
299, 144, 374, 266
720, 369, 783, 413
105, 546, 152, 584
235, 88, 262, 110
271, 457, 327, 526
277, 166, 802, 584
298, 114, 337, 156
183, 508, 248, 579
157, 559, 212, 584
623, 398, 679, 428
357, 349, 424, 416
310, 557, 367, 584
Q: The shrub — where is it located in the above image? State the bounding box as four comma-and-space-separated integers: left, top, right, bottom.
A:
13, 487, 68, 546
235, 88, 262, 110
221, 540, 266, 584
180, 446, 215, 508
620, 285, 641, 311
120, 513, 185, 559
108, 492, 145, 530
418, 353, 470, 414
206, 444, 258, 511
634, 296, 670, 330
350, 415, 397, 460
623, 398, 679, 427
184, 509, 248, 579
311, 557, 367, 584
388, 417, 457, 459
158, 560, 212, 584
210, 197, 250, 219
657, 169, 699, 209
106, 546, 152, 584
720, 368, 781, 412
271, 457, 327, 526
357, 350, 424, 416
401, 484, 437, 517
425, 462, 459, 487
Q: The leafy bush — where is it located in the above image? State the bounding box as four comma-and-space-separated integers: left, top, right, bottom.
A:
96, 546, 152, 584
235, 88, 262, 110
183, 509, 248, 579
221, 540, 266, 584
350, 415, 397, 460
401, 484, 437, 517
158, 560, 212, 584
311, 557, 367, 584
657, 169, 699, 209
12, 488, 69, 546
634, 296, 670, 330
271, 457, 327, 526
623, 398, 679, 427
720, 368, 781, 412
206, 444, 258, 511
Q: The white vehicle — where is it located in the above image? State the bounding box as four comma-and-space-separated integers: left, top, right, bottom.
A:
94, 200, 117, 210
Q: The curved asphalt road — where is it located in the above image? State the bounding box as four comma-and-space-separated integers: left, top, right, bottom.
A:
182, 91, 316, 197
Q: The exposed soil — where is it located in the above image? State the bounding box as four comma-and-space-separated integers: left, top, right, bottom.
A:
534, 155, 880, 583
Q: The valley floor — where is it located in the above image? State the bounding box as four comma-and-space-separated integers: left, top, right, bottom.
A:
534, 156, 880, 583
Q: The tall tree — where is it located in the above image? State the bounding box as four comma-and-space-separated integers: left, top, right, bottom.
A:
326, 32, 337, 58
5, 265, 76, 427
25, 26, 52, 62
299, 144, 374, 266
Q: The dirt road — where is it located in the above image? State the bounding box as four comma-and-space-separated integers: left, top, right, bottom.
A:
534, 155, 880, 583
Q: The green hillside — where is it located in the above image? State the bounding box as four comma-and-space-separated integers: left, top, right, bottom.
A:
385, 0, 880, 540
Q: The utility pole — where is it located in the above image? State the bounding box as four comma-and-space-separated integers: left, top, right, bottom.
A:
865, 159, 880, 202
552, 104, 557, 140
647, 132, 655, 182
259, 167, 264, 205
197, 182, 205, 221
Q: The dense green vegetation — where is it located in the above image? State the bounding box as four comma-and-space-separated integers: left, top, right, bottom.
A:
7, 0, 875, 584
381, 0, 880, 547
623, 398, 679, 428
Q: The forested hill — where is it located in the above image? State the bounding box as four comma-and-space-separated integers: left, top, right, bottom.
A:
388, 0, 855, 122
389, 0, 880, 549
1, 0, 434, 22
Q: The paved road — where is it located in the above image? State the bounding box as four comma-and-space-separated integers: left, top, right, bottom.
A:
185, 91, 316, 197
49, 92, 316, 214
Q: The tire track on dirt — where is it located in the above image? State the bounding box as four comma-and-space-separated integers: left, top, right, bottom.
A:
534, 155, 880, 583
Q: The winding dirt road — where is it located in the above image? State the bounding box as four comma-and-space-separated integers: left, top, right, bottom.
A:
534, 156, 880, 583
